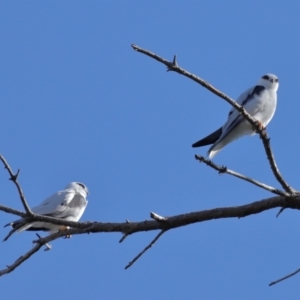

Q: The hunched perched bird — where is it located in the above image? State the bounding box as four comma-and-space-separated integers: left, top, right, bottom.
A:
192, 74, 279, 159
5, 182, 88, 236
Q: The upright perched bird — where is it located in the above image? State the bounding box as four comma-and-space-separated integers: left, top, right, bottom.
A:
192, 74, 279, 159
5, 182, 89, 236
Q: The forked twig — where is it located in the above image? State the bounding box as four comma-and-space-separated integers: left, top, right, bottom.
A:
131, 44, 295, 195
125, 230, 166, 270
0, 155, 33, 215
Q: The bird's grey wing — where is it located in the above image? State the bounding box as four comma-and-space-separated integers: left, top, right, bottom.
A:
220, 85, 266, 140
32, 190, 76, 216
192, 86, 264, 149
3, 191, 74, 229
227, 85, 265, 120
192, 127, 222, 148
49, 193, 87, 219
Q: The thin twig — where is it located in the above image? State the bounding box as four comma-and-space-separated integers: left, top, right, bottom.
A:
0, 229, 89, 277
125, 230, 166, 270
119, 233, 128, 243
276, 207, 287, 218
269, 267, 300, 286
0, 242, 43, 276
0, 230, 64, 277
195, 154, 289, 197
36, 233, 52, 251
3, 227, 18, 242
0, 204, 28, 218
0, 155, 33, 215
131, 44, 295, 195
259, 136, 295, 195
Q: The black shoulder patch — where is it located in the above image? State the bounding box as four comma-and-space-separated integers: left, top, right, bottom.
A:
241, 85, 265, 106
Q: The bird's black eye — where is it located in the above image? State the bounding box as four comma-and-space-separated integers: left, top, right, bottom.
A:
275, 78, 279, 82
262, 75, 269, 80
77, 182, 85, 189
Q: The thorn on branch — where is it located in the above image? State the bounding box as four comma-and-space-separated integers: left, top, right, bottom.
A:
166, 55, 178, 72
9, 169, 20, 182
131, 44, 138, 51
150, 212, 168, 222
219, 166, 227, 174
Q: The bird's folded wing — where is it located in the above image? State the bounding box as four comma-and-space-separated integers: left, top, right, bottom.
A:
32, 190, 76, 216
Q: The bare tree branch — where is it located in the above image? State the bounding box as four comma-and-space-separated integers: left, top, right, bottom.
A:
125, 230, 166, 270
1, 189, 300, 276
269, 267, 300, 286
2, 196, 300, 239
2, 195, 300, 237
194, 154, 289, 197
0, 227, 94, 277
0, 155, 33, 215
1, 46, 299, 279
2, 191, 300, 276
131, 44, 295, 195
0, 45, 297, 282
0, 241, 44, 276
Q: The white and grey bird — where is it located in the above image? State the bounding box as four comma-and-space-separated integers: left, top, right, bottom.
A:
192, 74, 279, 159
5, 182, 89, 235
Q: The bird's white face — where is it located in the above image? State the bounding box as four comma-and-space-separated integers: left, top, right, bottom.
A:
65, 182, 89, 197
258, 74, 279, 91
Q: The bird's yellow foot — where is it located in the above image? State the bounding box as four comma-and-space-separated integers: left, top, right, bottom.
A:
59, 225, 72, 238
252, 120, 265, 132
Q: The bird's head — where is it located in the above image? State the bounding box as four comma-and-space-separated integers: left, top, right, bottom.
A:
258, 74, 279, 91
65, 182, 89, 197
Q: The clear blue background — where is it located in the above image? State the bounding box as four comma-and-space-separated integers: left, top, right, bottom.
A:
0, 1, 299, 299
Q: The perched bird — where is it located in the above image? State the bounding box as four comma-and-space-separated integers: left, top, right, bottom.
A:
192, 74, 279, 159
5, 182, 89, 236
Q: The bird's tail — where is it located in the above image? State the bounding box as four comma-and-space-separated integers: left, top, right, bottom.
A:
192, 127, 222, 148
207, 149, 220, 159
4, 220, 32, 232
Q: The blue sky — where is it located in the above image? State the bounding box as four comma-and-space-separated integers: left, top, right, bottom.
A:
0, 1, 300, 299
